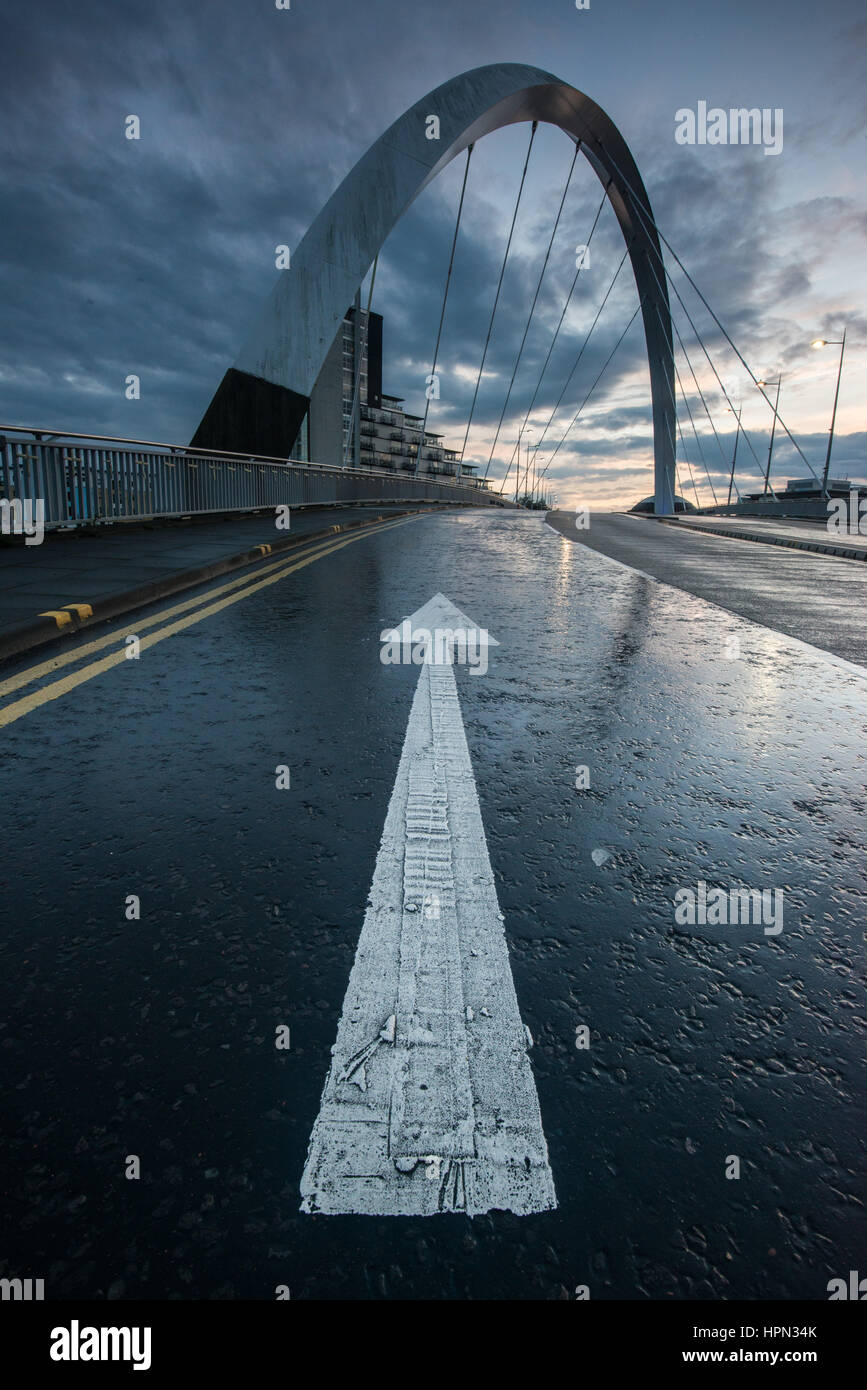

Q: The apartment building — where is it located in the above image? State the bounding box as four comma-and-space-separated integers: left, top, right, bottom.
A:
300, 307, 484, 485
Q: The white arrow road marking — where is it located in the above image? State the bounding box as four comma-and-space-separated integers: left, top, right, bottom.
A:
300, 660, 556, 1216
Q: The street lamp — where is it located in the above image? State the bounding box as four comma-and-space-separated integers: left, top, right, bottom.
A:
726, 404, 742, 506
525, 433, 535, 507
530, 435, 540, 506
756, 377, 782, 498
517, 425, 535, 506
811, 330, 847, 499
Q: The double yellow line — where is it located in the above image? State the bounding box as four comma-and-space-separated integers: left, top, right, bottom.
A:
0, 515, 416, 730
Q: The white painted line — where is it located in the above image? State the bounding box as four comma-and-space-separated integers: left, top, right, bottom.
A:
300, 660, 556, 1217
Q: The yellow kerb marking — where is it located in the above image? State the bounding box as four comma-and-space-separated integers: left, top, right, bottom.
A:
0, 533, 362, 700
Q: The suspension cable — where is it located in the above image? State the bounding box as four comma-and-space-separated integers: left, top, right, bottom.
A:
414, 143, 474, 475
537, 300, 643, 482
641, 246, 762, 483
482, 140, 581, 479
669, 311, 730, 477
674, 315, 776, 501
583, 135, 819, 480
672, 355, 718, 504
641, 206, 818, 479
459, 123, 538, 464
651, 296, 724, 504
535, 247, 629, 457
501, 247, 630, 494
675, 410, 703, 509
502, 181, 611, 482
685, 452, 702, 509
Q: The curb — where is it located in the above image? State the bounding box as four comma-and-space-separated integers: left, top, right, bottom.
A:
0, 509, 425, 665
656, 517, 867, 562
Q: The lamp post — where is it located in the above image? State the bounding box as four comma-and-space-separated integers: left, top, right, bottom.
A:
530, 437, 540, 506
811, 330, 847, 499
756, 377, 782, 498
517, 426, 534, 506
726, 405, 742, 506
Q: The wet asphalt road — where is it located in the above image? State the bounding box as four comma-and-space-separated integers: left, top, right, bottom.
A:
0, 504, 417, 631
546, 510, 867, 666
1, 509, 864, 1300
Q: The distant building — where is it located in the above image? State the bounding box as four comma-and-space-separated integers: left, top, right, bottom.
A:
297, 307, 485, 485
741, 476, 864, 502
359, 394, 480, 481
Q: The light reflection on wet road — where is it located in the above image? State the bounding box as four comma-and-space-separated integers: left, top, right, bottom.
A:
1, 510, 864, 1299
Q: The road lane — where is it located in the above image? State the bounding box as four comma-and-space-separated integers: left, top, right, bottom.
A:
546, 510, 867, 665
0, 504, 419, 634
0, 515, 419, 726
1, 510, 864, 1299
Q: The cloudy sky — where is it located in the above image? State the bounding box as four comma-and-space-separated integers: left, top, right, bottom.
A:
1, 0, 864, 508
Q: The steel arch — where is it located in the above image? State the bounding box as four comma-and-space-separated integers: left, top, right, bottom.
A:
192, 63, 676, 513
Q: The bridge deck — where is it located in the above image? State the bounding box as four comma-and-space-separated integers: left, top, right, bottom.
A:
546, 511, 867, 668
0, 505, 432, 657
1, 508, 862, 1298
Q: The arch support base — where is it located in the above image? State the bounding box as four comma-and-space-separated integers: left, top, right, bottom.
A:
191, 369, 309, 460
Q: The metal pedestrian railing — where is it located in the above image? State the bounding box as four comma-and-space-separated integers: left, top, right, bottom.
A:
0, 426, 501, 531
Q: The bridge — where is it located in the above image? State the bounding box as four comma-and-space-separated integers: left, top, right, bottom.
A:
0, 63, 863, 1307
2, 64, 844, 531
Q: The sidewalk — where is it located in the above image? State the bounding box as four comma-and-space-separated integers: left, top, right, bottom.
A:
0, 505, 418, 662
658, 513, 867, 560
